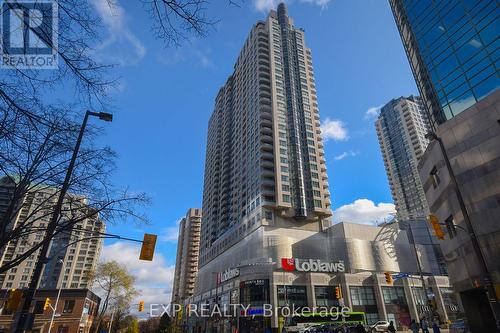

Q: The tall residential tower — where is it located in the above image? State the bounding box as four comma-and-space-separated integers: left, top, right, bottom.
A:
376, 96, 430, 221
375, 96, 447, 276
171, 208, 202, 305
199, 2, 331, 267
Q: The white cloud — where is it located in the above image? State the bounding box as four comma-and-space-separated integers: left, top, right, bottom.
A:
320, 118, 348, 141
98, 242, 175, 317
333, 199, 396, 225
253, 0, 332, 12
91, 0, 146, 65
364, 105, 383, 121
334, 150, 359, 161
160, 218, 182, 242
157, 47, 214, 69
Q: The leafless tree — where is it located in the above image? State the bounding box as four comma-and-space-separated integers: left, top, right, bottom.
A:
0, 0, 240, 274
0, 107, 149, 274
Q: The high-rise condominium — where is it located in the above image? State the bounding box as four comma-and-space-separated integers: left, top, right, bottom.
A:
0, 176, 105, 290
194, 3, 332, 331
376, 96, 447, 276
171, 208, 202, 304
389, 1, 500, 331
200, 3, 331, 266
376, 96, 430, 220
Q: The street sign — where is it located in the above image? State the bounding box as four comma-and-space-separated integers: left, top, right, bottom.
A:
139, 233, 157, 261
392, 273, 409, 280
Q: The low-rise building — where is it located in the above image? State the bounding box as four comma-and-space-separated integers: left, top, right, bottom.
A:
0, 289, 100, 333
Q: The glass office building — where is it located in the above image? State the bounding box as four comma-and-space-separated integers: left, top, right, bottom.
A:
389, 0, 499, 126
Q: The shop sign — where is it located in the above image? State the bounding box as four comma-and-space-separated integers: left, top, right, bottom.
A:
217, 268, 240, 283
281, 258, 345, 273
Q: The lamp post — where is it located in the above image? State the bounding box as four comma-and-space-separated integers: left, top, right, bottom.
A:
425, 131, 500, 329
15, 111, 113, 333
48, 259, 64, 333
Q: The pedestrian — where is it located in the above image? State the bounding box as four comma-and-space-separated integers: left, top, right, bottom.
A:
410, 319, 419, 333
387, 321, 396, 333
421, 317, 430, 333
432, 321, 441, 333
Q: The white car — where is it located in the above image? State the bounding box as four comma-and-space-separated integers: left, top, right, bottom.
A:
369, 321, 390, 332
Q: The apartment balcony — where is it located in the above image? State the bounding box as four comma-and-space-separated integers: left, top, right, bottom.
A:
260, 143, 273, 152
261, 150, 274, 161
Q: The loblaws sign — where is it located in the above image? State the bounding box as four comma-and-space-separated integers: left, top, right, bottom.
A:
281, 258, 345, 273
217, 268, 240, 283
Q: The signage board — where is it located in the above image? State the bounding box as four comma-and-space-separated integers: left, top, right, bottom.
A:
281, 258, 345, 273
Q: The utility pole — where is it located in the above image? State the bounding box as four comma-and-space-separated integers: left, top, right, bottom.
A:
14, 111, 112, 332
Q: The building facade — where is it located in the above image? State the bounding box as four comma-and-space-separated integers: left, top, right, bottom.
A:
389, 0, 499, 127
193, 3, 333, 331
375, 96, 431, 220
418, 91, 500, 332
375, 96, 447, 276
0, 289, 100, 333
389, 1, 500, 331
0, 176, 105, 290
184, 222, 459, 332
172, 208, 202, 304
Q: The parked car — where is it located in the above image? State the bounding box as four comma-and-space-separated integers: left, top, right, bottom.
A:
369, 321, 390, 332
449, 319, 471, 333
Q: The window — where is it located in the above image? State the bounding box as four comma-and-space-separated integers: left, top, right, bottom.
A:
277, 286, 308, 307
57, 326, 69, 333
34, 301, 45, 314
382, 287, 407, 305
315, 286, 339, 307
430, 166, 441, 188
350, 286, 376, 306
63, 300, 75, 313
365, 313, 379, 325
283, 195, 291, 202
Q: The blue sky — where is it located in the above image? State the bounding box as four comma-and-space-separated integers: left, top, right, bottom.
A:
90, 0, 419, 307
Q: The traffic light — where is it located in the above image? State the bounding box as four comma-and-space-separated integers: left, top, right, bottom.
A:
384, 272, 393, 285
5, 289, 23, 312
139, 234, 158, 261
428, 214, 445, 240
138, 300, 145, 312
334, 286, 342, 299
43, 298, 51, 311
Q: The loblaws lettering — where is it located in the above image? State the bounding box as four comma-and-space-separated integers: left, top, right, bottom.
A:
281, 258, 345, 273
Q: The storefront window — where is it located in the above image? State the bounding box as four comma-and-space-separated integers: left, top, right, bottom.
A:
365, 313, 379, 325
314, 286, 339, 307
277, 285, 308, 307
382, 287, 406, 305
240, 279, 269, 307
350, 286, 376, 306
440, 287, 463, 322
412, 287, 427, 306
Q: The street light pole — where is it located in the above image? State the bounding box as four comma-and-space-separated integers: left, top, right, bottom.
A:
426, 132, 500, 330
15, 111, 113, 333
48, 259, 64, 332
